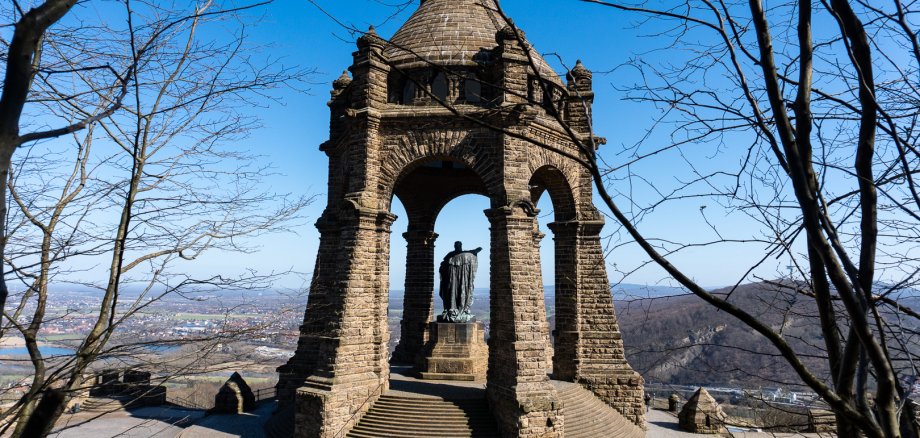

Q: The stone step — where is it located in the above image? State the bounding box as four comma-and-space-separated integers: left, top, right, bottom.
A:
358, 414, 495, 427
367, 404, 490, 416
380, 395, 486, 404
371, 401, 489, 413
346, 393, 499, 438
350, 422, 489, 436
362, 411, 493, 424
79, 396, 132, 413
551, 380, 644, 438
348, 430, 495, 438
373, 398, 489, 408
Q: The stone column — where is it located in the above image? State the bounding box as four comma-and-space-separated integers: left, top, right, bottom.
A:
546, 221, 579, 381
391, 229, 438, 364
277, 211, 340, 406
294, 205, 395, 438
570, 218, 646, 427
485, 206, 562, 438
447, 72, 465, 104
411, 70, 432, 105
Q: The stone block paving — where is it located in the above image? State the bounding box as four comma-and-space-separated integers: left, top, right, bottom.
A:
179, 401, 275, 437
46, 402, 275, 438
49, 405, 204, 438
387, 365, 487, 400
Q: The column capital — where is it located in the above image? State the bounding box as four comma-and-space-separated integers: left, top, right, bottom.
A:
533, 230, 546, 246
484, 200, 539, 222
546, 219, 605, 236
314, 210, 340, 233
340, 197, 397, 232
403, 230, 439, 246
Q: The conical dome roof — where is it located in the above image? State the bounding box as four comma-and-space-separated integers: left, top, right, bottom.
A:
384, 0, 561, 83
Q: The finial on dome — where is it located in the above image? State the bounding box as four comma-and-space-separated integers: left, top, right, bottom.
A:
333, 70, 352, 90
568, 59, 592, 83
357, 25, 384, 50
496, 23, 525, 44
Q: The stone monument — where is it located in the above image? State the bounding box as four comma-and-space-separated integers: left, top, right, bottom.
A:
213, 372, 256, 414
273, 0, 646, 435
669, 393, 681, 412
678, 387, 727, 434
418, 242, 488, 381
437, 241, 481, 323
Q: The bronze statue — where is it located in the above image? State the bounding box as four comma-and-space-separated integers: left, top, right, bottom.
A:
437, 241, 482, 323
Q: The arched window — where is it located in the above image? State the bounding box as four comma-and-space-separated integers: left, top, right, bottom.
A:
402, 81, 416, 105
465, 76, 482, 103
432, 72, 449, 101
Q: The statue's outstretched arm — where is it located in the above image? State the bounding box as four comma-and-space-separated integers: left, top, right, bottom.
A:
472, 247, 483, 255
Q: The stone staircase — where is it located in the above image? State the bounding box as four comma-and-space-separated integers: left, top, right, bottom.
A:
79, 395, 133, 413
346, 394, 499, 438
267, 380, 644, 437
552, 380, 644, 438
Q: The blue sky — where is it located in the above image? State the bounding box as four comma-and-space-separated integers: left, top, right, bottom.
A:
216, 0, 791, 290
34, 0, 804, 291
177, 0, 792, 290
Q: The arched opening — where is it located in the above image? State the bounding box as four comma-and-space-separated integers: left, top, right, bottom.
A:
431, 72, 449, 101
430, 194, 491, 320
534, 190, 556, 372
388, 71, 407, 104
387, 157, 491, 368
528, 165, 579, 379
388, 196, 409, 355
465, 75, 482, 103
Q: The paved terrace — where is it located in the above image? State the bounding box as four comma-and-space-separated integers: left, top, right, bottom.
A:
47, 372, 835, 438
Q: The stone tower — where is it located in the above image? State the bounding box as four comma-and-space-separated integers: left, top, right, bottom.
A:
275, 0, 645, 436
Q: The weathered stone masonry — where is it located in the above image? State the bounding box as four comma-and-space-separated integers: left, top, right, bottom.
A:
275, 0, 645, 436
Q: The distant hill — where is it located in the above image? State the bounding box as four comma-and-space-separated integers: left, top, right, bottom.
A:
614, 281, 920, 390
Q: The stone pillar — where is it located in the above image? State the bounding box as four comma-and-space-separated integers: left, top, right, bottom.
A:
546, 221, 579, 381
294, 206, 395, 438
571, 218, 646, 427
669, 393, 680, 412
391, 229, 438, 364
411, 70, 432, 105
447, 72, 465, 104
485, 206, 562, 438
276, 212, 340, 406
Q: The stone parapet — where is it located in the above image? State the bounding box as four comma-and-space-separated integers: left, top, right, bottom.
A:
579, 372, 646, 428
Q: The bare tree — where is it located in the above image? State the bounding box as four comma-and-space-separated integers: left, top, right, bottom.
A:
538, 1, 919, 436
0, 0, 134, 318
0, 0, 311, 435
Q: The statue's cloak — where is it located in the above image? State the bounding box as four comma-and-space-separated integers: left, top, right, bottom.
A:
439, 250, 478, 321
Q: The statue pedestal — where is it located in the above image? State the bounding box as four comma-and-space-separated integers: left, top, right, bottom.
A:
418, 322, 488, 381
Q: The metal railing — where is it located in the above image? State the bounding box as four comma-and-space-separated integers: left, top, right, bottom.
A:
165, 393, 211, 410
254, 387, 277, 402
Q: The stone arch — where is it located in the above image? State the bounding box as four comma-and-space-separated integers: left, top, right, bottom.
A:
378, 129, 502, 212
387, 147, 495, 367
528, 165, 577, 222
526, 145, 582, 214
526, 163, 581, 381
